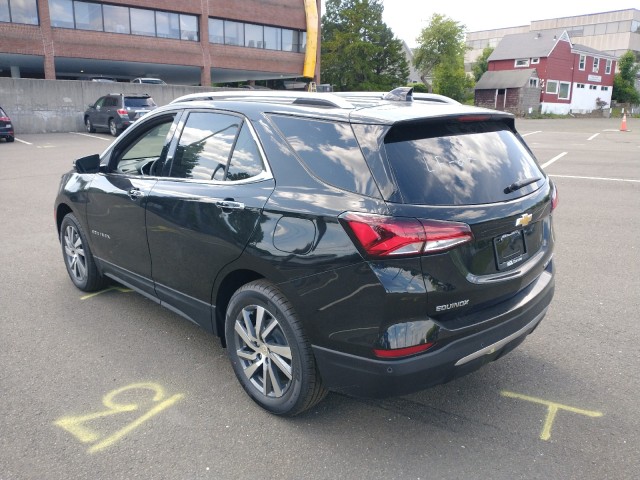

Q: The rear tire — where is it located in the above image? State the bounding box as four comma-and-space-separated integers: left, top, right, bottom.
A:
85, 117, 95, 133
6, 136, 14, 142
60, 213, 108, 292
225, 280, 327, 416
109, 118, 119, 137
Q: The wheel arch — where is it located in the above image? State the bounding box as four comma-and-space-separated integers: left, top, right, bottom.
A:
214, 269, 264, 345
55, 203, 74, 236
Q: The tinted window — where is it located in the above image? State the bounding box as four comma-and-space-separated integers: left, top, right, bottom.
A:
125, 97, 156, 108
226, 124, 264, 181
170, 112, 240, 180
271, 115, 379, 197
383, 120, 544, 205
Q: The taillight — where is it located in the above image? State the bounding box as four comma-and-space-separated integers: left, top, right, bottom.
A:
0, 116, 9, 122
117, 109, 128, 116
551, 184, 559, 211
339, 212, 473, 258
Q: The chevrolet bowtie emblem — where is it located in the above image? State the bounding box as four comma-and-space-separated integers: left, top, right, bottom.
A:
515, 213, 533, 227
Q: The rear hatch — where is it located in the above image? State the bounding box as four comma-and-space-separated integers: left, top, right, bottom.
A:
377, 115, 556, 320
0, 108, 13, 135
123, 96, 157, 121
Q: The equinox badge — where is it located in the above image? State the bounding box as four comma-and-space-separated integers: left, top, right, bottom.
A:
515, 213, 533, 227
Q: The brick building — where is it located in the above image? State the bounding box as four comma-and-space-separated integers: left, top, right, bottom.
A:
478, 29, 616, 114
0, 0, 321, 86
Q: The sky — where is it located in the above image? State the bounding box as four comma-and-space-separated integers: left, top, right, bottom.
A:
322, 1, 639, 48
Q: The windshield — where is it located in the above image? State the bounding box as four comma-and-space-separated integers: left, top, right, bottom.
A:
125, 97, 156, 108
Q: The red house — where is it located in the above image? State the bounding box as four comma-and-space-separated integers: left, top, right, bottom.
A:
480, 29, 617, 114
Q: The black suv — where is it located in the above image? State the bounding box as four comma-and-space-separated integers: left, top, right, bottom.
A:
84, 93, 157, 136
55, 89, 556, 415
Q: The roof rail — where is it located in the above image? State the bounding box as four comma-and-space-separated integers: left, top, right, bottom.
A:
170, 90, 354, 109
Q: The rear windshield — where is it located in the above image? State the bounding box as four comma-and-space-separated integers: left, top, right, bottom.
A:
384, 120, 544, 205
125, 97, 156, 108
0, 108, 7, 117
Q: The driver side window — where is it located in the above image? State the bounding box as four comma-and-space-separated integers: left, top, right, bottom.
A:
114, 116, 176, 175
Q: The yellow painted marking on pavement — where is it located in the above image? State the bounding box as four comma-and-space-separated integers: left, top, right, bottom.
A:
502, 390, 603, 441
80, 286, 133, 300
54, 383, 184, 453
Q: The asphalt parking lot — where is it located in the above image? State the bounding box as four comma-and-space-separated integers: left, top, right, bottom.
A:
1, 117, 638, 479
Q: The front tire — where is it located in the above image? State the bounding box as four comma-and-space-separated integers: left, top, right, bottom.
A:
225, 280, 327, 416
85, 117, 95, 133
60, 213, 108, 291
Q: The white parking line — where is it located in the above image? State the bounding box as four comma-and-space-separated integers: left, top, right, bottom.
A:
587, 133, 600, 141
550, 174, 640, 183
541, 152, 567, 169
13, 137, 32, 145
521, 131, 541, 137
69, 132, 110, 141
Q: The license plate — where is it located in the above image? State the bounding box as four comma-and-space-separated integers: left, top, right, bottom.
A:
494, 230, 526, 270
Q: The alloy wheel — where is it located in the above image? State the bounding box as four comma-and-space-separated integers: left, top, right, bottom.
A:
233, 305, 293, 398
63, 224, 87, 283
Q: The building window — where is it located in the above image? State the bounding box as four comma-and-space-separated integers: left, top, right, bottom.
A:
49, 0, 74, 28
156, 11, 180, 39
224, 20, 244, 46
546, 80, 559, 94
601, 86, 609, 91
577, 84, 585, 89
49, 2, 199, 41
558, 82, 570, 100
245, 23, 263, 48
130, 8, 156, 36
209, 18, 224, 44
514, 59, 530, 68
529, 78, 539, 88
104, 5, 130, 34
605, 59, 612, 75
74, 1, 103, 31
264, 26, 282, 50
531, 58, 540, 64
209, 17, 305, 53
579, 55, 586, 71
0, 0, 39, 25
589, 85, 598, 90
593, 57, 599, 73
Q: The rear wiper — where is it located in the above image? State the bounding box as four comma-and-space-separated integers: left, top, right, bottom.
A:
504, 177, 541, 194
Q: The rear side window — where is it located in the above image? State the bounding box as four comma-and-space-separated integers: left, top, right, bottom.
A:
169, 111, 265, 182
384, 120, 544, 205
271, 115, 380, 198
125, 97, 156, 108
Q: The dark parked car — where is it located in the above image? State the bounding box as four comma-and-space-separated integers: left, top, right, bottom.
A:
84, 93, 157, 136
0, 106, 15, 142
55, 88, 557, 415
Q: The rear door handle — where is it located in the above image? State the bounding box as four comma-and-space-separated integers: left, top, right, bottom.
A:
216, 200, 245, 210
128, 188, 145, 200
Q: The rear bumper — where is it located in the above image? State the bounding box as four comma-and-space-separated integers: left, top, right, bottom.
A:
313, 268, 554, 398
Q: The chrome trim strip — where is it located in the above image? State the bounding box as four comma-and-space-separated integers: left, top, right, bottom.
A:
454, 308, 547, 367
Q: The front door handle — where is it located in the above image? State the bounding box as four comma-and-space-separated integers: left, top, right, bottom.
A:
128, 188, 145, 200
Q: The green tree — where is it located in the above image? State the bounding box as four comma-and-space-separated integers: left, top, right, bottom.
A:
472, 46, 494, 82
321, 0, 409, 91
413, 13, 469, 98
612, 51, 640, 106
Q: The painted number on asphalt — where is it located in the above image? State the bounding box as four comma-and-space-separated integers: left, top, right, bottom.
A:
54, 383, 184, 453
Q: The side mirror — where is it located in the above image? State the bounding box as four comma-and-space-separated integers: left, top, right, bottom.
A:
75, 154, 101, 174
